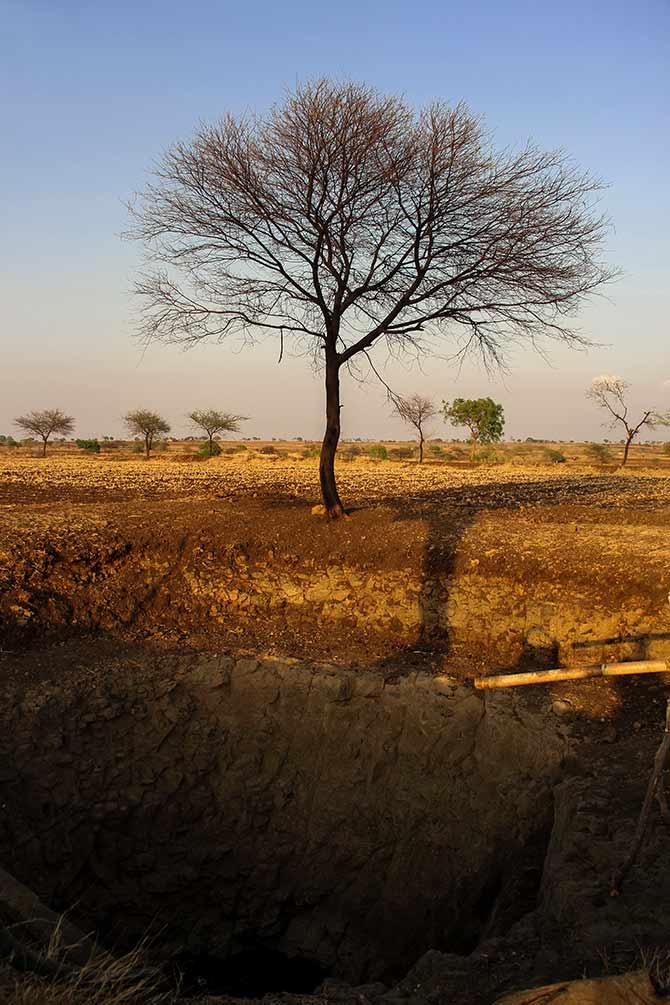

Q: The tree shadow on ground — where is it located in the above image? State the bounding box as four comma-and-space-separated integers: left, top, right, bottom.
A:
363, 472, 670, 708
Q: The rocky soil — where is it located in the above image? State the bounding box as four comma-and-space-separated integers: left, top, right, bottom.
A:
2, 458, 670, 676
2, 458, 670, 1003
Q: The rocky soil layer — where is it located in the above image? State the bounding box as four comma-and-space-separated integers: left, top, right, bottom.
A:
2, 461, 669, 670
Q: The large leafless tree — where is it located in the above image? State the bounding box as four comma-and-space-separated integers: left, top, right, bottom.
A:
129, 79, 615, 517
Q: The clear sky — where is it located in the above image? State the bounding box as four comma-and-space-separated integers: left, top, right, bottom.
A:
1, 0, 668, 442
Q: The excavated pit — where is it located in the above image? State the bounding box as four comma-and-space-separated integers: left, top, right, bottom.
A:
0, 648, 567, 995
2, 478, 670, 999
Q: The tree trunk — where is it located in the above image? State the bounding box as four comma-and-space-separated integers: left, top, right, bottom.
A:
470, 436, 478, 461
208, 433, 214, 456
622, 433, 634, 466
320, 351, 345, 518
41, 438, 47, 457
145, 434, 151, 460
418, 430, 424, 463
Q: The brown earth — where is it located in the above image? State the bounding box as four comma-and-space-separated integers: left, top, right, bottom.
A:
2, 457, 670, 1003
2, 457, 670, 701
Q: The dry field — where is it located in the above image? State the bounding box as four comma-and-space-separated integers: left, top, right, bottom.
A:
2, 450, 670, 506
2, 454, 670, 675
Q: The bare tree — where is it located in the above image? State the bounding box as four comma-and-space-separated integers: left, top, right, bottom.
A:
129, 79, 615, 517
586, 376, 666, 466
188, 408, 247, 456
124, 409, 171, 459
14, 409, 75, 457
391, 394, 436, 462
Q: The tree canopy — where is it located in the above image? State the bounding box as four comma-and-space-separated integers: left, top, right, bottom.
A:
586, 375, 668, 466
14, 409, 75, 456
130, 78, 615, 515
391, 394, 436, 463
188, 409, 247, 456
124, 409, 171, 458
442, 397, 504, 458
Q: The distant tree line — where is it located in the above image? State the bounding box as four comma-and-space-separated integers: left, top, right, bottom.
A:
7, 378, 669, 466
8, 408, 248, 458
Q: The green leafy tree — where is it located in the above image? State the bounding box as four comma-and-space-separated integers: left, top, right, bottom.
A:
123, 409, 171, 459
129, 79, 614, 518
442, 398, 504, 460
14, 409, 75, 456
188, 409, 247, 457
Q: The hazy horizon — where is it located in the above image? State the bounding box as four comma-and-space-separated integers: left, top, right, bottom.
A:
2, 0, 668, 443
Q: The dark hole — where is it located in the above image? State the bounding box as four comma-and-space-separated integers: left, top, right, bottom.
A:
173, 947, 328, 998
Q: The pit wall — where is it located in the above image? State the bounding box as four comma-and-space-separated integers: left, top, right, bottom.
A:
0, 654, 567, 982
187, 563, 670, 665
3, 537, 669, 667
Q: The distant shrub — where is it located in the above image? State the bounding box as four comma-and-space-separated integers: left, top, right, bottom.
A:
427, 443, 445, 458
131, 442, 144, 454
302, 445, 320, 459
367, 444, 388, 461
585, 443, 611, 464
543, 447, 566, 464
663, 443, 670, 457
75, 438, 101, 454
259, 445, 278, 455
389, 446, 414, 460
0, 435, 18, 447
199, 440, 222, 457
474, 445, 501, 464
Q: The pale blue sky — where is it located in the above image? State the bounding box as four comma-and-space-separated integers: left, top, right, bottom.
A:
1, 0, 668, 441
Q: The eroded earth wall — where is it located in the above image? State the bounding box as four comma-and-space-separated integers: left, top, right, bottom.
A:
0, 654, 567, 982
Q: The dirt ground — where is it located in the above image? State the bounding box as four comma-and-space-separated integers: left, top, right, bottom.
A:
2, 456, 670, 1003
2, 455, 670, 723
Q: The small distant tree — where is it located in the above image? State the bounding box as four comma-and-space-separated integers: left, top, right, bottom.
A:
442, 397, 504, 460
391, 394, 436, 463
124, 409, 171, 458
188, 409, 247, 457
14, 409, 75, 456
586, 376, 667, 466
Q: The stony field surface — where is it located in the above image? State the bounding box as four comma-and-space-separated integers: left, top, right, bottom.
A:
1, 453, 670, 508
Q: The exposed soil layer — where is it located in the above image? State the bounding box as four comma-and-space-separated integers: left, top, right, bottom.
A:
0, 650, 568, 987
2, 462, 670, 678
2, 460, 670, 1003
2, 645, 670, 1003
